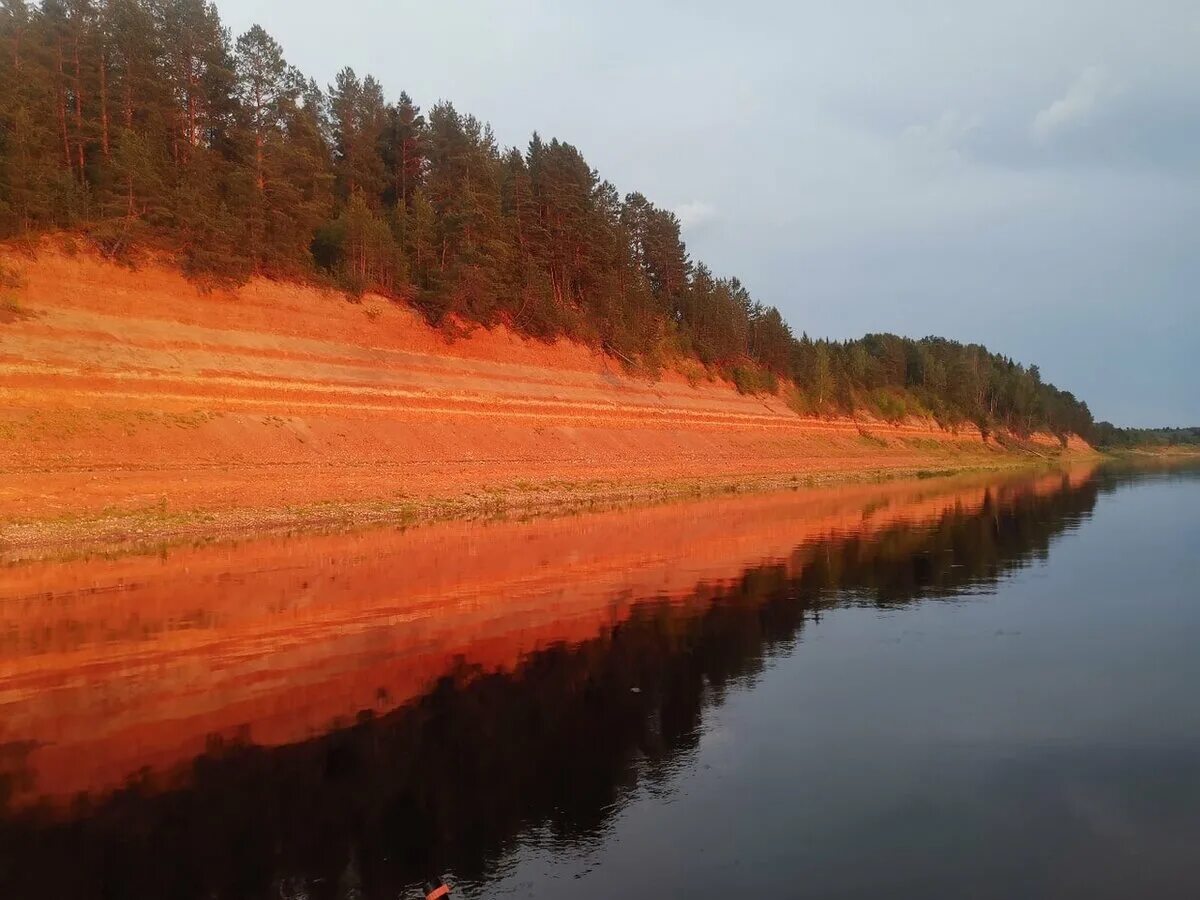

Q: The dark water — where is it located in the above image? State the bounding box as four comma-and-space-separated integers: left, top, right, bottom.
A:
2, 464, 1199, 898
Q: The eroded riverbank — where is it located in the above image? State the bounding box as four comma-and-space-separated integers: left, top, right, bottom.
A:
0, 249, 1091, 559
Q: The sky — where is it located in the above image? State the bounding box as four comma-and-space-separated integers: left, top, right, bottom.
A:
219, 1, 1199, 427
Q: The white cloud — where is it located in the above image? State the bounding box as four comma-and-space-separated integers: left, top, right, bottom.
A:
1031, 66, 1115, 143
674, 200, 719, 231
899, 109, 981, 170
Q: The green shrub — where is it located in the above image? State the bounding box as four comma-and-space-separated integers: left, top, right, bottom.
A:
869, 389, 909, 422
785, 386, 812, 416
729, 364, 779, 395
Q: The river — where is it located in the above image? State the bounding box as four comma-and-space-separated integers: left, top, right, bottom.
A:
1, 463, 1197, 898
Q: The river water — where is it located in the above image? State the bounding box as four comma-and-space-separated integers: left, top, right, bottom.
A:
1, 463, 1198, 898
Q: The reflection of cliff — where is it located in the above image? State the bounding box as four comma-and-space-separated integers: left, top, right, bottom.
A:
0, 467, 1106, 900
0, 468, 1093, 807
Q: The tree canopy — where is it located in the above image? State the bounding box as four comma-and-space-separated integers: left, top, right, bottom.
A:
0, 0, 1101, 440
1089, 424, 1200, 450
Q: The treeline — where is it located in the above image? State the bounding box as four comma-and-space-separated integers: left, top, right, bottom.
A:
787, 334, 1093, 439
0, 0, 1093, 439
1090, 424, 1200, 450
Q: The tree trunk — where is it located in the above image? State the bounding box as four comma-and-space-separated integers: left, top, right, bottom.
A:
399, 142, 408, 208
187, 59, 197, 148
178, 53, 196, 162
73, 34, 85, 175
99, 47, 110, 159
57, 43, 72, 175
123, 61, 133, 129
255, 132, 265, 192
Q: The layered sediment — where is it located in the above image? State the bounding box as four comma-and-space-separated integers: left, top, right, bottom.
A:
0, 249, 1090, 552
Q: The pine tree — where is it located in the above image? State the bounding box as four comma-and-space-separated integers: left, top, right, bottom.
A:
328, 67, 386, 203
232, 24, 327, 271
234, 25, 288, 195
406, 186, 436, 290
381, 90, 424, 210
155, 0, 230, 165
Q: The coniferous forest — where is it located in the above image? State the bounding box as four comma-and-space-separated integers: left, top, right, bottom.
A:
0, 0, 1103, 440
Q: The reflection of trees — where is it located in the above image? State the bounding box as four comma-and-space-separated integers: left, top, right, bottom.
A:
0, 472, 1107, 900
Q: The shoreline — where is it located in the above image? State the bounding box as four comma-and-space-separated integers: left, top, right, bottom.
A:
1, 455, 1083, 562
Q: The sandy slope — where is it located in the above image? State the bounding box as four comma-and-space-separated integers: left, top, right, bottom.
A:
0, 248, 1090, 549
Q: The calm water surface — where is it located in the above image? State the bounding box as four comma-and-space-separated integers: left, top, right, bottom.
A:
1, 464, 1198, 898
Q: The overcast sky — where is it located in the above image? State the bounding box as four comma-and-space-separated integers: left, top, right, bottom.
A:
221, 0, 1198, 426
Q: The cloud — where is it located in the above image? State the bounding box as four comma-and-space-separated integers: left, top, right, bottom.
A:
1031, 66, 1115, 143
899, 109, 981, 170
674, 200, 719, 231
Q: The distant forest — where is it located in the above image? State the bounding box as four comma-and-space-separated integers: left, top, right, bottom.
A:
1089, 425, 1200, 451
0, 0, 1110, 441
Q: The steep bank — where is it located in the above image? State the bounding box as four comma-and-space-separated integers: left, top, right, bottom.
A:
0, 249, 1091, 552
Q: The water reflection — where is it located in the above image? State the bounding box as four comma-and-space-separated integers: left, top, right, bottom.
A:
0, 464, 1183, 898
